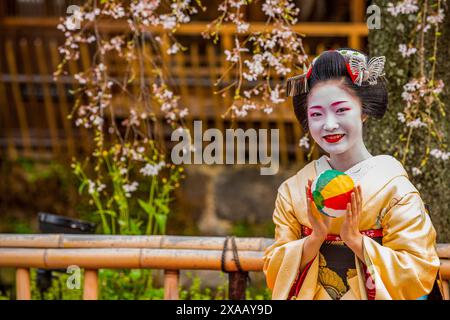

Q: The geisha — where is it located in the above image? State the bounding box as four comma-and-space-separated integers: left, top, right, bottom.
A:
263, 48, 443, 300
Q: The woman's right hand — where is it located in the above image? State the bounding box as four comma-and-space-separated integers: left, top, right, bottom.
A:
305, 179, 332, 242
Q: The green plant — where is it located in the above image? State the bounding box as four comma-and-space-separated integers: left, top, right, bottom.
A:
0, 268, 271, 300
99, 269, 164, 300
245, 286, 272, 300
30, 268, 83, 300
179, 272, 228, 300
71, 141, 185, 300
73, 142, 184, 235
3, 217, 33, 234
179, 271, 271, 300
231, 220, 275, 237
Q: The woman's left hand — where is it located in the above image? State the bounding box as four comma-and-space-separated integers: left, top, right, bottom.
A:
340, 185, 363, 252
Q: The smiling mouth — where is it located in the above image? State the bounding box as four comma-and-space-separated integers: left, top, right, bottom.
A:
323, 134, 345, 143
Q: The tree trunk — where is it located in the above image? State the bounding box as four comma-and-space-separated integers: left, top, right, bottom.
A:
367, 0, 450, 242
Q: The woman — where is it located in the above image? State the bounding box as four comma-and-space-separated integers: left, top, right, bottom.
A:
263, 48, 443, 300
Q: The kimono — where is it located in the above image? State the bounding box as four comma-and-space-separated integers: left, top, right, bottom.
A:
263, 154, 442, 300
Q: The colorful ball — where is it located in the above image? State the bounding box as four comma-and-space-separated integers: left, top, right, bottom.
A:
310, 170, 355, 218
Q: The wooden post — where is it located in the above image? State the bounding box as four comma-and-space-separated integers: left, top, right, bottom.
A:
228, 272, 248, 300
349, 0, 365, 50
35, 38, 60, 157
6, 39, 32, 157
83, 269, 98, 300
349, 34, 362, 51
164, 269, 179, 300
0, 49, 17, 159
350, 0, 365, 23
16, 268, 31, 300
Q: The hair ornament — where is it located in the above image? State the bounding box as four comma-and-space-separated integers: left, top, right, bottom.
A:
285, 63, 312, 96
285, 49, 386, 96
348, 55, 386, 86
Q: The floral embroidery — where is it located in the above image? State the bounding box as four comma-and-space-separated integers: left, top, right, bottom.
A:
362, 263, 376, 300
347, 268, 357, 280
318, 253, 348, 300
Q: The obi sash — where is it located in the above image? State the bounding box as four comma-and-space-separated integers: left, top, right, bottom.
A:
288, 226, 383, 300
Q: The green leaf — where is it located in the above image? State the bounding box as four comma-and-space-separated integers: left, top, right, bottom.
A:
129, 269, 142, 281
154, 214, 167, 234
154, 199, 170, 215
96, 210, 117, 217
138, 199, 156, 216
129, 219, 143, 235
78, 180, 87, 194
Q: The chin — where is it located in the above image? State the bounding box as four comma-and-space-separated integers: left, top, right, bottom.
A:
319, 143, 350, 155
316, 133, 358, 156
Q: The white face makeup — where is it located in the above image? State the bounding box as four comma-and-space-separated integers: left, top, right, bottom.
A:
307, 81, 365, 156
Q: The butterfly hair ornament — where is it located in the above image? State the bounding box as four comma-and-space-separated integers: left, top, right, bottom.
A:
286, 49, 386, 97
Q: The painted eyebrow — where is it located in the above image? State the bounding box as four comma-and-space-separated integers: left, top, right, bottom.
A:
309, 100, 349, 109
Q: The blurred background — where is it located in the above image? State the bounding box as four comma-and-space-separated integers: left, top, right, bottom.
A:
0, 0, 370, 236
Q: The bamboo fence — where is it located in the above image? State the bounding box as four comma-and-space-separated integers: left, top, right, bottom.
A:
0, 234, 449, 300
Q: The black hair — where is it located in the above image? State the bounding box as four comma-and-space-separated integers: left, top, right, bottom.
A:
293, 48, 388, 130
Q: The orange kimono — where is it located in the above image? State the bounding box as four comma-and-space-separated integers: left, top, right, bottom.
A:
263, 155, 441, 300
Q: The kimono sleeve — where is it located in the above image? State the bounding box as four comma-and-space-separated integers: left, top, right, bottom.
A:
262, 188, 309, 299
362, 191, 440, 300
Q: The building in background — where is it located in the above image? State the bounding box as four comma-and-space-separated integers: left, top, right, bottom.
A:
0, 0, 369, 236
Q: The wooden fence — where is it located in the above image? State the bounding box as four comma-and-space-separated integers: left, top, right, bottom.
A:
0, 10, 369, 166
0, 234, 449, 300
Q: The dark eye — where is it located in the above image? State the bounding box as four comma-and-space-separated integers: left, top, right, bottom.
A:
337, 107, 350, 113
310, 112, 322, 117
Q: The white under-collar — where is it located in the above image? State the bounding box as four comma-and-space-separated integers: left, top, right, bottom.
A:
315, 155, 378, 184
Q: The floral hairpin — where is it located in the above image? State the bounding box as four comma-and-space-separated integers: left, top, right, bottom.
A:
285, 49, 386, 96
348, 55, 386, 86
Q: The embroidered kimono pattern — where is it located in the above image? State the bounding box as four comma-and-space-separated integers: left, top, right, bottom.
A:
289, 225, 381, 300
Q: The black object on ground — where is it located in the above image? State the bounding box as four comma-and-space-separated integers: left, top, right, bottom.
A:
36, 212, 96, 298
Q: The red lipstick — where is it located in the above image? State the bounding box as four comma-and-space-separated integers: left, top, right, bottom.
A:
323, 134, 345, 143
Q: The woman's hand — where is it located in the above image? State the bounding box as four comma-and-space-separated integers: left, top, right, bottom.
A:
305, 179, 332, 242
340, 185, 364, 260
299, 179, 332, 272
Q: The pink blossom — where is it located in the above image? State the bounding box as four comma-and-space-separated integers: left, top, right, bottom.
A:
387, 0, 419, 16
299, 136, 310, 149
270, 87, 284, 104
398, 44, 417, 58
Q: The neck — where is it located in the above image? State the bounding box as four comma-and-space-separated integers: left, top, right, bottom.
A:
327, 141, 372, 172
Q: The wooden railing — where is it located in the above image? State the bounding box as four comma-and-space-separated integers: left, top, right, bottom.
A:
0, 234, 449, 300
0, 234, 272, 300
0, 14, 368, 165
